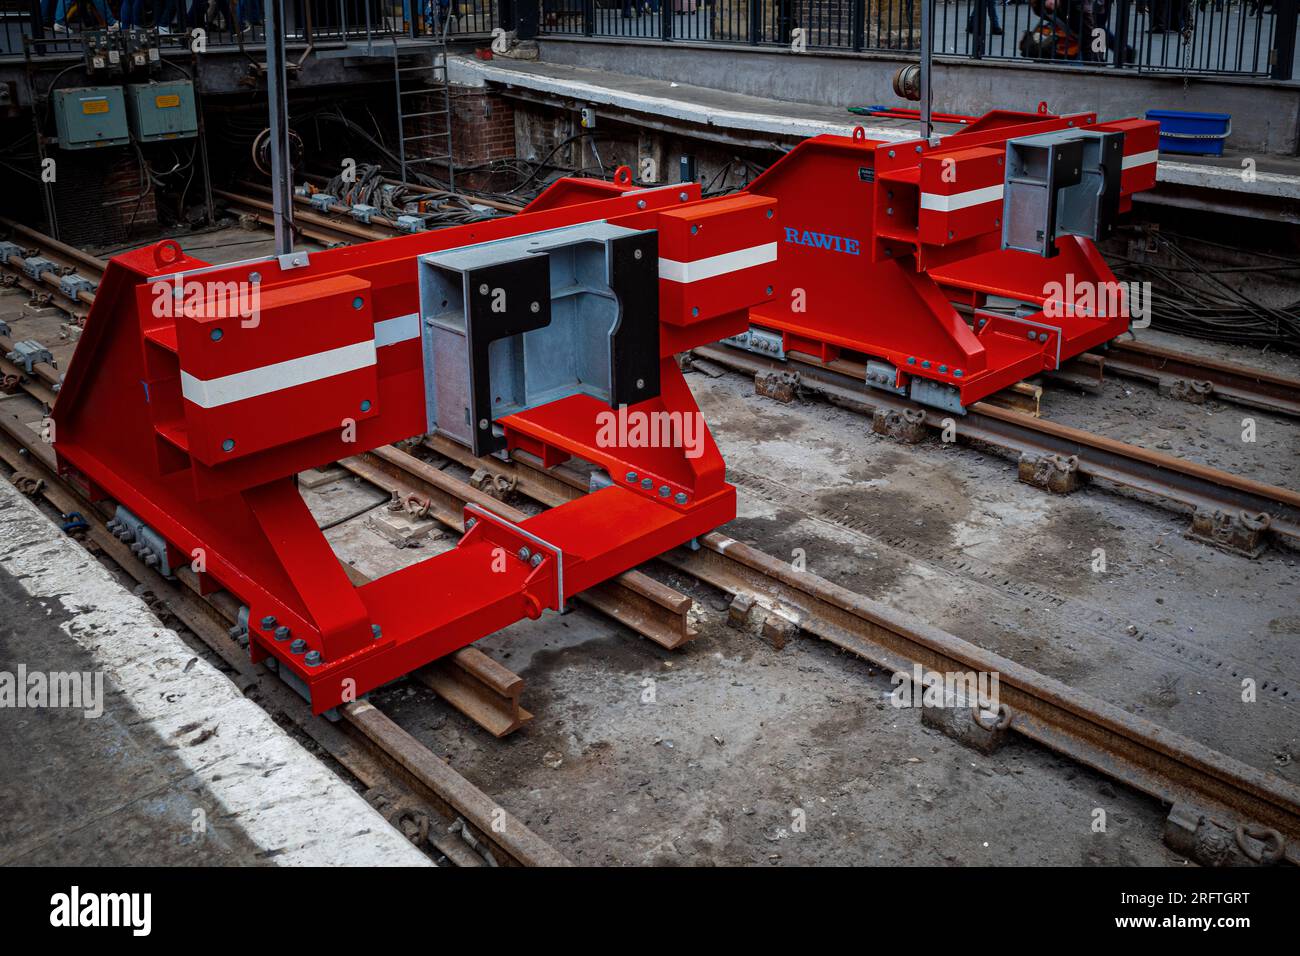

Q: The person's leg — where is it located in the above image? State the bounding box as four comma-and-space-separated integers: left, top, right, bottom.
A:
96, 0, 121, 26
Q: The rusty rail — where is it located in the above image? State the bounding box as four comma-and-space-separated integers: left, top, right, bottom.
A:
447, 435, 1300, 862
1097, 339, 1300, 419
695, 344, 1300, 551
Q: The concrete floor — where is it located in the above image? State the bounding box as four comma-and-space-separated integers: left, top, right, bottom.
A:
0, 478, 429, 867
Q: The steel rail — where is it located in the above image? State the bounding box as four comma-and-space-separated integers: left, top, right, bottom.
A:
215, 189, 390, 244
0, 409, 569, 867
340, 444, 698, 650
1097, 339, 1300, 419
413, 432, 1300, 863
694, 344, 1300, 550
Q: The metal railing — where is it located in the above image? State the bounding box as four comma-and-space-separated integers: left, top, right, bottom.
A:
7, 0, 1292, 77
3, 0, 497, 56
539, 0, 1297, 78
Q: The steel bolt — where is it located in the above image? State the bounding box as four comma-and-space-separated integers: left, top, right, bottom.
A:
210, 328, 223, 341
290, 638, 307, 654
690, 224, 699, 235
658, 485, 670, 497
939, 365, 948, 373
371, 624, 383, 639
222, 438, 235, 452
360, 399, 372, 412
626, 471, 638, 482
249, 271, 261, 283
678, 191, 688, 201
352, 296, 364, 310
517, 547, 531, 562
260, 615, 276, 630
766, 209, 773, 219
641, 478, 652, 489
907, 356, 916, 365
1026, 331, 1036, 340
465, 517, 477, 530
479, 283, 489, 295
691, 307, 699, 317
530, 553, 543, 568
1038, 332, 1049, 342
954, 369, 964, 377
634, 249, 643, 260
674, 492, 687, 505
637, 199, 647, 209
765, 286, 773, 296
888, 149, 895, 158
304, 650, 322, 667
530, 301, 540, 313
922, 360, 931, 369
274, 625, 291, 642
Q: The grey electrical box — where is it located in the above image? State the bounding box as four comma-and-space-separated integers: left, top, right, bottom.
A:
51, 86, 130, 150
124, 80, 198, 142
1001, 129, 1123, 258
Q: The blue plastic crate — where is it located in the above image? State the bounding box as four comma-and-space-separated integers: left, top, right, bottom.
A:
1145, 109, 1231, 157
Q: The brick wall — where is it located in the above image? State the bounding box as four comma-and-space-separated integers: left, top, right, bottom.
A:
408, 85, 516, 189
51, 147, 157, 249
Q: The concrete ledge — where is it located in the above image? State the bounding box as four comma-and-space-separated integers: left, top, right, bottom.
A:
452, 54, 1300, 201
536, 37, 1300, 155
0, 479, 431, 867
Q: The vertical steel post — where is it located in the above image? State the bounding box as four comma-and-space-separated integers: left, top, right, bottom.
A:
919, 0, 932, 139
266, 0, 295, 256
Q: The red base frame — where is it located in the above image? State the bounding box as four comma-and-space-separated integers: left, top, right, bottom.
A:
52, 179, 776, 712
740, 109, 1159, 407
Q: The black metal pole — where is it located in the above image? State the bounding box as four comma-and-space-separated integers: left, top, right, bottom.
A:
265, 0, 295, 255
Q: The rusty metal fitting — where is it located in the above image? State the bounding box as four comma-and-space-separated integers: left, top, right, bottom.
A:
1186, 508, 1271, 558
1165, 378, 1214, 404
755, 369, 801, 404
1017, 453, 1083, 495
872, 406, 928, 444
1163, 804, 1285, 867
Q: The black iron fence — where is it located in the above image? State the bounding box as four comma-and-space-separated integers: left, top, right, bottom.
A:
5, 0, 1292, 76
539, 0, 1297, 77
2, 0, 497, 55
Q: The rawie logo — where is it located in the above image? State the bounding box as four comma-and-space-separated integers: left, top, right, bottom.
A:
783, 227, 861, 256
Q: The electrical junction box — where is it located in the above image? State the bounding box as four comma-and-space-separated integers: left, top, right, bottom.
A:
124, 81, 197, 143
51, 86, 129, 150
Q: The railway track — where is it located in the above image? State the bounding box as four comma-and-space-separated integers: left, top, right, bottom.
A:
694, 344, 1300, 554
394, 432, 1300, 865
3, 221, 1300, 865
6, 371, 1298, 864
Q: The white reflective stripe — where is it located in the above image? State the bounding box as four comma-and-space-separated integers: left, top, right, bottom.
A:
919, 183, 1004, 212
375, 311, 419, 347
181, 339, 376, 409
1122, 150, 1159, 170
658, 241, 777, 283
